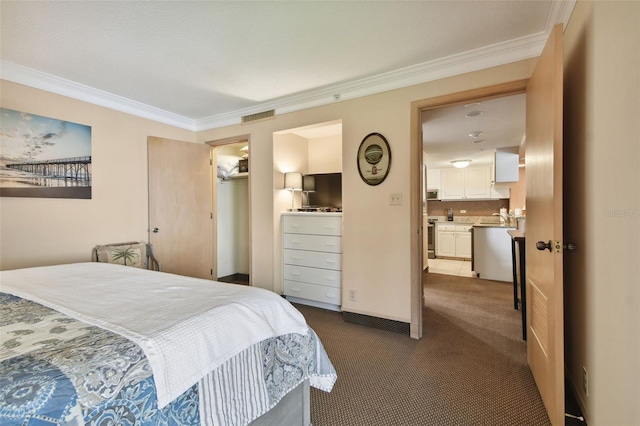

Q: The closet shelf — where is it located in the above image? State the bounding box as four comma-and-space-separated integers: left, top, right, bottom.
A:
222, 172, 249, 181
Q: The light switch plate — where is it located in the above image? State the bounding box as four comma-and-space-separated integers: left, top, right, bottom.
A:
390, 193, 402, 205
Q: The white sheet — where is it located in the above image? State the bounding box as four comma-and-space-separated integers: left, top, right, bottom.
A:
0, 262, 310, 408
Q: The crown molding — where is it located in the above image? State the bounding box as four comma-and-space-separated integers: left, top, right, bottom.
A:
2, 0, 574, 133
194, 32, 548, 131
0, 61, 196, 131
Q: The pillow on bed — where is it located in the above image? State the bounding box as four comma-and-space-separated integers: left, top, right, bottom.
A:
95, 242, 146, 269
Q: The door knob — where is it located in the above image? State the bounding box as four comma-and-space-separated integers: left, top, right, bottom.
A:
536, 240, 552, 252
152, 227, 160, 233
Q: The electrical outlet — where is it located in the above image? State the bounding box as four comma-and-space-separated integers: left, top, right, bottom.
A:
390, 193, 402, 205
349, 289, 356, 302
460, 209, 467, 213
582, 367, 589, 396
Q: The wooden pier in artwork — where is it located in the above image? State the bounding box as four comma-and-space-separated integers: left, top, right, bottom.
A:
5, 156, 92, 182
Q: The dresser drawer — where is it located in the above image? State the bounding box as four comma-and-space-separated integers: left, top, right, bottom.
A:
283, 265, 341, 288
283, 215, 342, 236
283, 249, 341, 270
284, 280, 341, 305
283, 233, 342, 253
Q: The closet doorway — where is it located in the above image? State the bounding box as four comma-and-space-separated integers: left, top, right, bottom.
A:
208, 137, 251, 285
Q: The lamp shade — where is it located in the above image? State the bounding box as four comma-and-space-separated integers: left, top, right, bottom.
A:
302, 175, 316, 192
284, 172, 303, 190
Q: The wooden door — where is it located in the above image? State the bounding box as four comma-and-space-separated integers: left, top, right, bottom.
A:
148, 137, 214, 279
525, 24, 564, 425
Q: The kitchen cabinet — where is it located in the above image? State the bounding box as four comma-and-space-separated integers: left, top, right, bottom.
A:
441, 166, 491, 200
490, 185, 511, 199
426, 167, 441, 192
436, 223, 471, 259
282, 213, 342, 311
493, 147, 520, 183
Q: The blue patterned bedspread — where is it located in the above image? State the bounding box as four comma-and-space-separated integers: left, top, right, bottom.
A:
0, 292, 199, 425
0, 292, 335, 426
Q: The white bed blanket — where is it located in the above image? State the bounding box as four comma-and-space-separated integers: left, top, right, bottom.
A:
0, 262, 310, 408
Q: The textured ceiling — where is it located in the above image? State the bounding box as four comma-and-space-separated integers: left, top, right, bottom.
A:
1, 1, 572, 131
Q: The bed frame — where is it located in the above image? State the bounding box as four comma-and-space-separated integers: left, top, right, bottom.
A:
250, 380, 310, 425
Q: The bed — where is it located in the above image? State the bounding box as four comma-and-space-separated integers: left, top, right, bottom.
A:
0, 262, 336, 426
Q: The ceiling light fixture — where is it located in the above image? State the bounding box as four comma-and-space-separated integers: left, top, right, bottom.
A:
468, 131, 483, 138
451, 160, 472, 169
464, 102, 481, 108
465, 111, 484, 118
471, 139, 485, 144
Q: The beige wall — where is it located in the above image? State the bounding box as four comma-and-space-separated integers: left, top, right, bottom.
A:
0, 81, 195, 270
308, 135, 342, 174
198, 59, 536, 323
509, 167, 527, 211
563, 1, 640, 424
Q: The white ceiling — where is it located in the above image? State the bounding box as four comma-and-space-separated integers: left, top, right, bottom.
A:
0, 1, 574, 131
422, 93, 526, 169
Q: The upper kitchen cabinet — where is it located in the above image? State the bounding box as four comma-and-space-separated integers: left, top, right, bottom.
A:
441, 166, 491, 200
426, 167, 441, 192
492, 147, 520, 183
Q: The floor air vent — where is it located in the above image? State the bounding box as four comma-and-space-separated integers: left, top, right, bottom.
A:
241, 109, 275, 124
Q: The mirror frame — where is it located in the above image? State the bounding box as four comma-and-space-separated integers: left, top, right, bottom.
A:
357, 132, 392, 186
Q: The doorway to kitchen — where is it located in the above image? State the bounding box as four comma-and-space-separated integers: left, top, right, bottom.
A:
420, 91, 526, 280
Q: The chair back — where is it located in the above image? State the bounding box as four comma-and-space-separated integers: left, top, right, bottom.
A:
92, 241, 161, 271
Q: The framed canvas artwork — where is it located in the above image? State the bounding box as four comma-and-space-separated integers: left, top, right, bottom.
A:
0, 108, 92, 199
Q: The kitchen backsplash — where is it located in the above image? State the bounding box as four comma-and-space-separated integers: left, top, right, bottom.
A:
427, 199, 509, 218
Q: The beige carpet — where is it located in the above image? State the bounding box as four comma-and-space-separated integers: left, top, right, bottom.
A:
295, 272, 552, 426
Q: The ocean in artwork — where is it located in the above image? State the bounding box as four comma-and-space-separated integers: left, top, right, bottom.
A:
0, 108, 92, 198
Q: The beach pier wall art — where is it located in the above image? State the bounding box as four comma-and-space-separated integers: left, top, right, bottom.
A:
0, 108, 92, 199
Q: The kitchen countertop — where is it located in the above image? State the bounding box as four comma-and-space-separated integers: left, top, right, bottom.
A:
431, 217, 516, 228
507, 229, 526, 239
472, 222, 517, 229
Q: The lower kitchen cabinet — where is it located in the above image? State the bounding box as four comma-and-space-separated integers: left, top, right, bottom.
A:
282, 212, 342, 311
436, 223, 472, 259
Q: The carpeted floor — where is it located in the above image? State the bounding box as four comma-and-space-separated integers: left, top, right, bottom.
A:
295, 272, 554, 425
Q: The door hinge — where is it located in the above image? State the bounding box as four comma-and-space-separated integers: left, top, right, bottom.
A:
211, 212, 213, 219
210, 158, 213, 165
210, 269, 213, 276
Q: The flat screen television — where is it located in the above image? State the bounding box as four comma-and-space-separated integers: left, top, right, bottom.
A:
306, 173, 341, 208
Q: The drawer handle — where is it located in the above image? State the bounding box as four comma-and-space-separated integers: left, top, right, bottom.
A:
290, 272, 300, 276
291, 256, 300, 260
325, 260, 336, 264
325, 277, 336, 281
290, 287, 301, 292
290, 224, 300, 228
325, 225, 335, 229
326, 293, 337, 298
325, 242, 336, 246
290, 240, 301, 244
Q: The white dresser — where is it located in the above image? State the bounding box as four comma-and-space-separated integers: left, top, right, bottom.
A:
282, 212, 342, 311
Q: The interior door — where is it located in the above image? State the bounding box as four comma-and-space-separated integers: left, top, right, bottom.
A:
525, 23, 564, 425
148, 137, 214, 279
